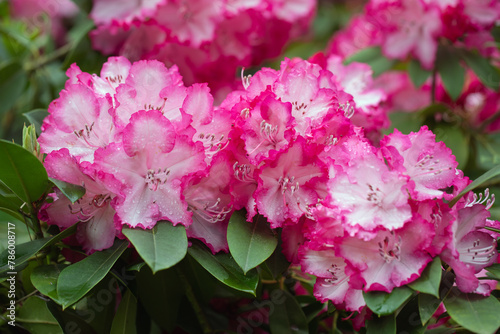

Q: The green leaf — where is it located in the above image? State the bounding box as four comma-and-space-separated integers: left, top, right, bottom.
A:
366, 314, 396, 334
449, 164, 500, 207
486, 263, 500, 279
269, 290, 308, 334
0, 183, 26, 221
0, 224, 77, 276
188, 243, 259, 296
0, 61, 27, 116
436, 45, 465, 101
24, 108, 49, 136
395, 295, 426, 334
56, 239, 128, 309
418, 293, 442, 325
461, 50, 500, 90
265, 237, 291, 280
363, 287, 413, 316
228, 211, 277, 274
385, 112, 424, 135
47, 300, 98, 334
408, 59, 432, 88
31, 264, 67, 303
0, 139, 50, 206
17, 296, 63, 334
110, 289, 137, 334
408, 257, 442, 298
475, 134, 500, 171
49, 178, 86, 204
344, 47, 396, 77
136, 266, 183, 332
433, 124, 469, 168
443, 287, 500, 334
122, 221, 187, 274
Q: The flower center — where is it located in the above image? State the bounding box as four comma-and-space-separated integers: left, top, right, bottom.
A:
366, 183, 382, 206
145, 168, 170, 191
378, 233, 402, 263
68, 194, 111, 222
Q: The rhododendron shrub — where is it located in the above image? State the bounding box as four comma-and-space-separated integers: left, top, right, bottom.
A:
89, 0, 316, 100
29, 56, 500, 332
328, 0, 500, 67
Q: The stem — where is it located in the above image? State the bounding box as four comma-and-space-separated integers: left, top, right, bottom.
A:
24, 43, 73, 72
331, 311, 339, 334
176, 267, 212, 334
431, 67, 437, 104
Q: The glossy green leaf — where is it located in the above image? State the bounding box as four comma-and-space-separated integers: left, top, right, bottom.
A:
0, 61, 27, 115
0, 223, 77, 276
395, 295, 426, 334
110, 289, 137, 334
57, 239, 128, 308
17, 296, 63, 334
418, 293, 442, 325
269, 290, 308, 334
344, 46, 395, 77
49, 178, 86, 204
408, 257, 442, 298
462, 50, 500, 90
386, 112, 424, 135
265, 239, 291, 280
366, 314, 396, 334
434, 125, 469, 168
47, 300, 98, 334
475, 134, 500, 171
228, 211, 277, 274
449, 164, 500, 207
486, 263, 500, 279
437, 45, 465, 101
188, 243, 259, 296
408, 59, 432, 88
363, 287, 413, 316
23, 108, 48, 136
443, 287, 500, 334
0, 183, 25, 221
31, 264, 67, 303
122, 221, 187, 274
0, 139, 50, 206
136, 266, 183, 332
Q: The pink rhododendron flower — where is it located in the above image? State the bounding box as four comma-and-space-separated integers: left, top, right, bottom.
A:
441, 195, 498, 295
41, 149, 120, 253
11, 0, 78, 44
184, 152, 234, 253
89, 0, 316, 99
328, 0, 500, 71
301, 247, 365, 312
435, 70, 500, 132
39, 57, 225, 252
327, 151, 412, 237
337, 216, 434, 292
93, 110, 206, 229
315, 53, 389, 138
372, 71, 431, 113
380, 126, 459, 200
254, 137, 327, 228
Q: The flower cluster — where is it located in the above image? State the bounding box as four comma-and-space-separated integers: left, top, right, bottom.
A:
39, 56, 499, 316
89, 0, 316, 100
434, 70, 500, 132
10, 0, 78, 44
39, 57, 233, 253
328, 0, 500, 68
